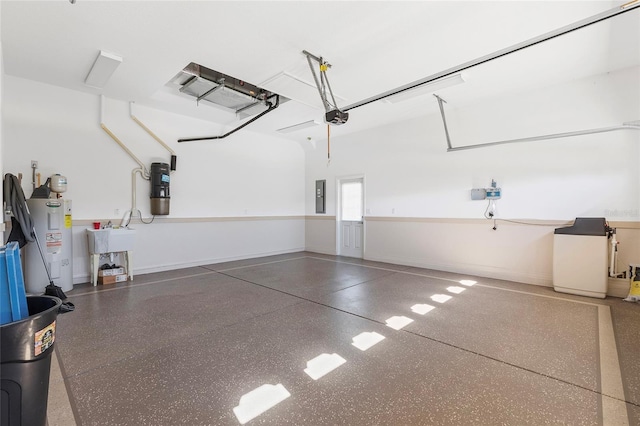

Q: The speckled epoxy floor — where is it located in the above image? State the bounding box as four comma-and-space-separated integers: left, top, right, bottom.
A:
51, 252, 640, 425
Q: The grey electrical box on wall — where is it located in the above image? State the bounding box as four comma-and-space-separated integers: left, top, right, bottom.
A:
471, 188, 486, 200
315, 180, 326, 214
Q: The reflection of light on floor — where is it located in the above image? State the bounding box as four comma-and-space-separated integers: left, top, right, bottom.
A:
459, 280, 477, 286
304, 353, 347, 380
411, 304, 435, 315
233, 383, 290, 424
352, 331, 385, 351
385, 315, 414, 330
447, 286, 466, 294
431, 294, 452, 303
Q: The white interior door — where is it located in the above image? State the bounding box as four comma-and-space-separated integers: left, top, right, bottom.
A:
339, 178, 364, 258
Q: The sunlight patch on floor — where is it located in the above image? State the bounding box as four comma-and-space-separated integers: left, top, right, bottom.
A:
411, 303, 435, 315
352, 331, 386, 351
385, 315, 414, 330
233, 383, 290, 424
304, 353, 347, 380
431, 294, 452, 303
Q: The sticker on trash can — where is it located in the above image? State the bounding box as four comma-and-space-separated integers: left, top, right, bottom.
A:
35, 321, 56, 356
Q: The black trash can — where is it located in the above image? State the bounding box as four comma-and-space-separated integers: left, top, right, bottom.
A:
1, 296, 62, 426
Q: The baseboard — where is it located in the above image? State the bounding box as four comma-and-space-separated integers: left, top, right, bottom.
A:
72, 248, 632, 300
363, 253, 553, 287
73, 247, 306, 284
304, 246, 336, 256
364, 254, 631, 298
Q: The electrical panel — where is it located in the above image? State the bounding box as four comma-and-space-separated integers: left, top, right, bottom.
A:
471, 180, 501, 200
315, 180, 326, 214
471, 188, 486, 200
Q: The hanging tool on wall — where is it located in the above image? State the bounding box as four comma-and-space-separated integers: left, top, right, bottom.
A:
303, 50, 349, 125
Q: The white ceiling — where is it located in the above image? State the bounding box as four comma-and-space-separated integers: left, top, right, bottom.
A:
2, 0, 639, 142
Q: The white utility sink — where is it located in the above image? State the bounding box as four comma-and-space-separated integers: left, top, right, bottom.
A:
86, 228, 136, 254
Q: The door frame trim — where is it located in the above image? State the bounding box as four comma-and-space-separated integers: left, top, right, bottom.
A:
335, 174, 365, 257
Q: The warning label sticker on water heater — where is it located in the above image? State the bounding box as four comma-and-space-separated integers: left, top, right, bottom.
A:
35, 321, 56, 356
46, 232, 63, 253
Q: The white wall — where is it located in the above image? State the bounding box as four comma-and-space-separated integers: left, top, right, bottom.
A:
305, 66, 640, 289
305, 216, 336, 255
2, 76, 306, 283
2, 62, 638, 290
73, 218, 305, 282
2, 76, 305, 218
306, 67, 639, 220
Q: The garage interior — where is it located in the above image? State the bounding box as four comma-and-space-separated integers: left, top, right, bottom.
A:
1, 1, 639, 425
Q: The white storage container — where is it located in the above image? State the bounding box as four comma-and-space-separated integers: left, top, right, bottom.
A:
552, 218, 608, 299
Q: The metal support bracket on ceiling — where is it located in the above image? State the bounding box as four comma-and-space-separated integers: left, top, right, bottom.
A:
303, 50, 349, 125
196, 84, 223, 105
434, 95, 640, 151
434, 95, 453, 151
303, 50, 334, 114
177, 95, 280, 142
179, 77, 226, 106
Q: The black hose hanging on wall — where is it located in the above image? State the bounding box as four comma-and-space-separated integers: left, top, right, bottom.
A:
177, 95, 280, 143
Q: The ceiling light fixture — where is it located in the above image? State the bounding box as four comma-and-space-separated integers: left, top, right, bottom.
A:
85, 50, 122, 88
276, 120, 320, 134
383, 73, 465, 104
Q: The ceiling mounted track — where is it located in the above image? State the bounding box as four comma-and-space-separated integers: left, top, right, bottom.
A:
342, 1, 640, 112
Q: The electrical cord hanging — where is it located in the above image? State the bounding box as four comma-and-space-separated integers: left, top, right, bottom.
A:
491, 218, 570, 231
484, 199, 493, 219
122, 209, 155, 227
139, 214, 156, 225
496, 218, 569, 226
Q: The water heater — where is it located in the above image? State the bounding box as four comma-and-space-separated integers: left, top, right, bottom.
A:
24, 198, 73, 293
150, 162, 170, 215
